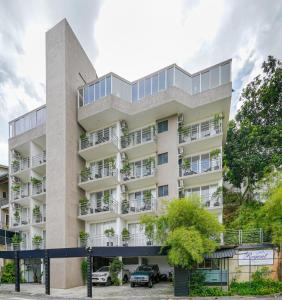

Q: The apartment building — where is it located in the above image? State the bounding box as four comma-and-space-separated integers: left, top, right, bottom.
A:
0, 165, 9, 230
7, 19, 232, 288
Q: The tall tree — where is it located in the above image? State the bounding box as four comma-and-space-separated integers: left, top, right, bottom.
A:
224, 56, 282, 197
140, 196, 223, 269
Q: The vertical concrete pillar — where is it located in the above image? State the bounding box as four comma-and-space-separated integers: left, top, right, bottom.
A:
46, 19, 97, 288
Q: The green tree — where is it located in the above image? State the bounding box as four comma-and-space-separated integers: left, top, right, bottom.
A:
259, 179, 282, 246
140, 196, 223, 269
224, 56, 282, 198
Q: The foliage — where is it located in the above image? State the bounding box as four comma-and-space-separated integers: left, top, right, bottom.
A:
32, 235, 43, 248
190, 286, 230, 296
109, 258, 123, 286
104, 227, 115, 237
0, 263, 15, 283
103, 190, 110, 204
178, 125, 190, 136
81, 258, 88, 284
32, 205, 41, 217
210, 149, 221, 159
252, 267, 271, 281
140, 196, 223, 269
12, 233, 22, 245
11, 183, 21, 192
259, 179, 282, 245
224, 56, 282, 196
121, 228, 130, 241
230, 279, 282, 295
30, 177, 42, 185
80, 167, 91, 177
120, 162, 131, 176
79, 231, 89, 243
182, 158, 191, 170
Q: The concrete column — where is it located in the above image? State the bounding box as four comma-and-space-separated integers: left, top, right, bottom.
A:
46, 19, 97, 288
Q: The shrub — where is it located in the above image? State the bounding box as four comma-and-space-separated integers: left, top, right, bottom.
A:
109, 258, 123, 286
190, 286, 231, 297
1, 263, 15, 283
81, 259, 88, 284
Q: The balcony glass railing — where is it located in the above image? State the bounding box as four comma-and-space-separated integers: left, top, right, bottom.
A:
11, 157, 30, 174
80, 168, 118, 183
79, 198, 118, 216
121, 198, 156, 214
179, 119, 222, 144
32, 212, 46, 224
32, 151, 46, 167
9, 105, 46, 138
122, 165, 156, 182
202, 194, 222, 208
78, 61, 231, 107
12, 215, 30, 227
121, 126, 156, 149
179, 155, 222, 177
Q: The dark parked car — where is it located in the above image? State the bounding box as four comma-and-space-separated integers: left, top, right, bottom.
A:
130, 264, 160, 288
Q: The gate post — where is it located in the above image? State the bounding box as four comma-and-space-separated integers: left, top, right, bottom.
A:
174, 267, 189, 296
15, 251, 20, 292
44, 250, 50, 295
87, 248, 93, 298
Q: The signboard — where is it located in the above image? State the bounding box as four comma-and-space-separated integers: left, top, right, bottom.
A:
239, 250, 273, 266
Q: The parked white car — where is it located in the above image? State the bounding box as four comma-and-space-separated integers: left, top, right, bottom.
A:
92, 266, 130, 286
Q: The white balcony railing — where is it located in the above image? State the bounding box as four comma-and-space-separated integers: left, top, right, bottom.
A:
32, 151, 46, 167
121, 126, 156, 149
121, 198, 156, 214
0, 197, 9, 207
122, 166, 156, 182
32, 212, 46, 224
179, 157, 221, 177
202, 194, 222, 208
11, 216, 30, 227
12, 184, 29, 200
79, 198, 118, 216
80, 133, 118, 150
32, 180, 46, 195
80, 168, 117, 183
11, 157, 30, 174
87, 234, 119, 247
179, 119, 222, 144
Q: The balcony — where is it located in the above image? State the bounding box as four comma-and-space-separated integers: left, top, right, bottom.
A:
11, 183, 29, 202
121, 166, 157, 190
11, 215, 30, 228
31, 180, 46, 201
121, 198, 157, 221
11, 157, 30, 181
121, 126, 157, 160
32, 151, 46, 175
178, 119, 223, 155
79, 168, 118, 192
78, 198, 119, 221
179, 154, 222, 186
79, 134, 118, 161
127, 233, 157, 247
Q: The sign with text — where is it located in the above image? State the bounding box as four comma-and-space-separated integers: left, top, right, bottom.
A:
239, 250, 273, 266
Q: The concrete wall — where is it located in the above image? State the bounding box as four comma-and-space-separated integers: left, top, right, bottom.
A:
46, 19, 97, 288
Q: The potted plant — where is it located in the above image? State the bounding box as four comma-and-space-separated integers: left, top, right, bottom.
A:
30, 177, 42, 186
104, 227, 115, 246
32, 235, 43, 249
106, 157, 116, 170
12, 183, 21, 192
80, 132, 90, 148
144, 157, 155, 169
33, 205, 42, 223
143, 222, 154, 246
11, 160, 20, 172
182, 158, 191, 172
210, 149, 221, 159
13, 209, 20, 225
103, 191, 110, 209
120, 162, 131, 180
12, 234, 22, 250
178, 125, 190, 137
143, 190, 152, 208
121, 228, 130, 246
80, 167, 91, 182
79, 197, 89, 215
213, 113, 224, 123
79, 231, 89, 247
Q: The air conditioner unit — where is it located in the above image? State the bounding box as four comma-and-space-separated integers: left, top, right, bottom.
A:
178, 114, 184, 124
178, 147, 184, 155
120, 120, 128, 129
178, 179, 184, 189
121, 184, 127, 193
121, 152, 127, 161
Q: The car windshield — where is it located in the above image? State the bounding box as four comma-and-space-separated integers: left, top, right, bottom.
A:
97, 266, 109, 272
136, 265, 152, 272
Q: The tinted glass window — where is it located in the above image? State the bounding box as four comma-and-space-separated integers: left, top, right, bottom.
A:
145, 77, 151, 96
158, 152, 168, 165
159, 70, 166, 90
201, 71, 210, 92
157, 120, 168, 133
158, 185, 168, 197
132, 83, 138, 102
139, 79, 145, 99
221, 63, 231, 84
152, 74, 158, 94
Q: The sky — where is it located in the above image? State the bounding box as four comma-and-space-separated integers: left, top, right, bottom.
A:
0, 0, 281, 165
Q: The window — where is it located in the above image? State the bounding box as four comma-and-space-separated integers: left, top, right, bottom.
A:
159, 70, 166, 90
139, 79, 145, 99
221, 62, 231, 84
145, 77, 151, 96
152, 74, 158, 94
210, 66, 219, 88
158, 185, 168, 197
157, 120, 168, 133
158, 152, 168, 165
132, 83, 138, 102
192, 74, 200, 94
201, 71, 210, 92
3, 192, 6, 198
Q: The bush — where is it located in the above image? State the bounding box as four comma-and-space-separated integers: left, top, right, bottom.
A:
230, 279, 282, 295
109, 258, 123, 286
252, 267, 271, 281
81, 259, 88, 284
1, 263, 15, 283
190, 286, 231, 297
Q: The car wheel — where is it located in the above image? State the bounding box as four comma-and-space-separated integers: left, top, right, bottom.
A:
148, 279, 153, 288
123, 275, 128, 283
105, 277, 111, 286
130, 282, 135, 287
